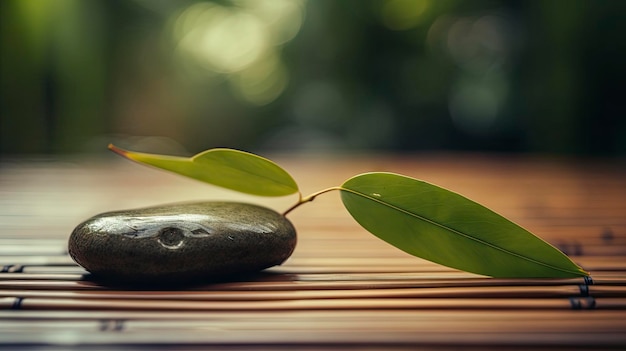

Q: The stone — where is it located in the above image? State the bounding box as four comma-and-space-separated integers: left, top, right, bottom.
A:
68, 202, 296, 284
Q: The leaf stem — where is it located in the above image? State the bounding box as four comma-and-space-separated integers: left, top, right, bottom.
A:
282, 186, 342, 216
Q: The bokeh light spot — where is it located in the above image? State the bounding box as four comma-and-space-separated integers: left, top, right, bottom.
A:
231, 54, 288, 106
170, 1, 305, 105
449, 80, 500, 136
234, 0, 305, 45
382, 0, 430, 31
176, 3, 268, 73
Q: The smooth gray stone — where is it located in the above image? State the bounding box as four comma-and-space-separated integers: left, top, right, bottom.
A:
68, 202, 296, 283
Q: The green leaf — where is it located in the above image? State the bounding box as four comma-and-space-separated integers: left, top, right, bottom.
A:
109, 144, 299, 197
340, 172, 589, 278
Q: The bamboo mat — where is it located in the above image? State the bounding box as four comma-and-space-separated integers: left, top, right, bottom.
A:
1, 154, 625, 350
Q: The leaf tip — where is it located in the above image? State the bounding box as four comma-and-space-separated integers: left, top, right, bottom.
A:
108, 144, 130, 158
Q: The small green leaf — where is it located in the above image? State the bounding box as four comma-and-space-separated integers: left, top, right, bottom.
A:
340, 172, 589, 278
109, 144, 299, 197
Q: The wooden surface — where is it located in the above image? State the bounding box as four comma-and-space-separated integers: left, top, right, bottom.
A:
1, 153, 625, 350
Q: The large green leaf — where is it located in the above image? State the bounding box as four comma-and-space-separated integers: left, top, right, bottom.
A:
340, 172, 589, 278
109, 144, 298, 197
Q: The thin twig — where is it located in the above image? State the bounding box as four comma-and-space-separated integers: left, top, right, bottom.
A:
282, 187, 342, 216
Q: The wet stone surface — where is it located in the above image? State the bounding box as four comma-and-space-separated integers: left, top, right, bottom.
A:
68, 202, 297, 284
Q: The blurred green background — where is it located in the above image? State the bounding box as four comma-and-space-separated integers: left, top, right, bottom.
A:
1, 0, 625, 156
